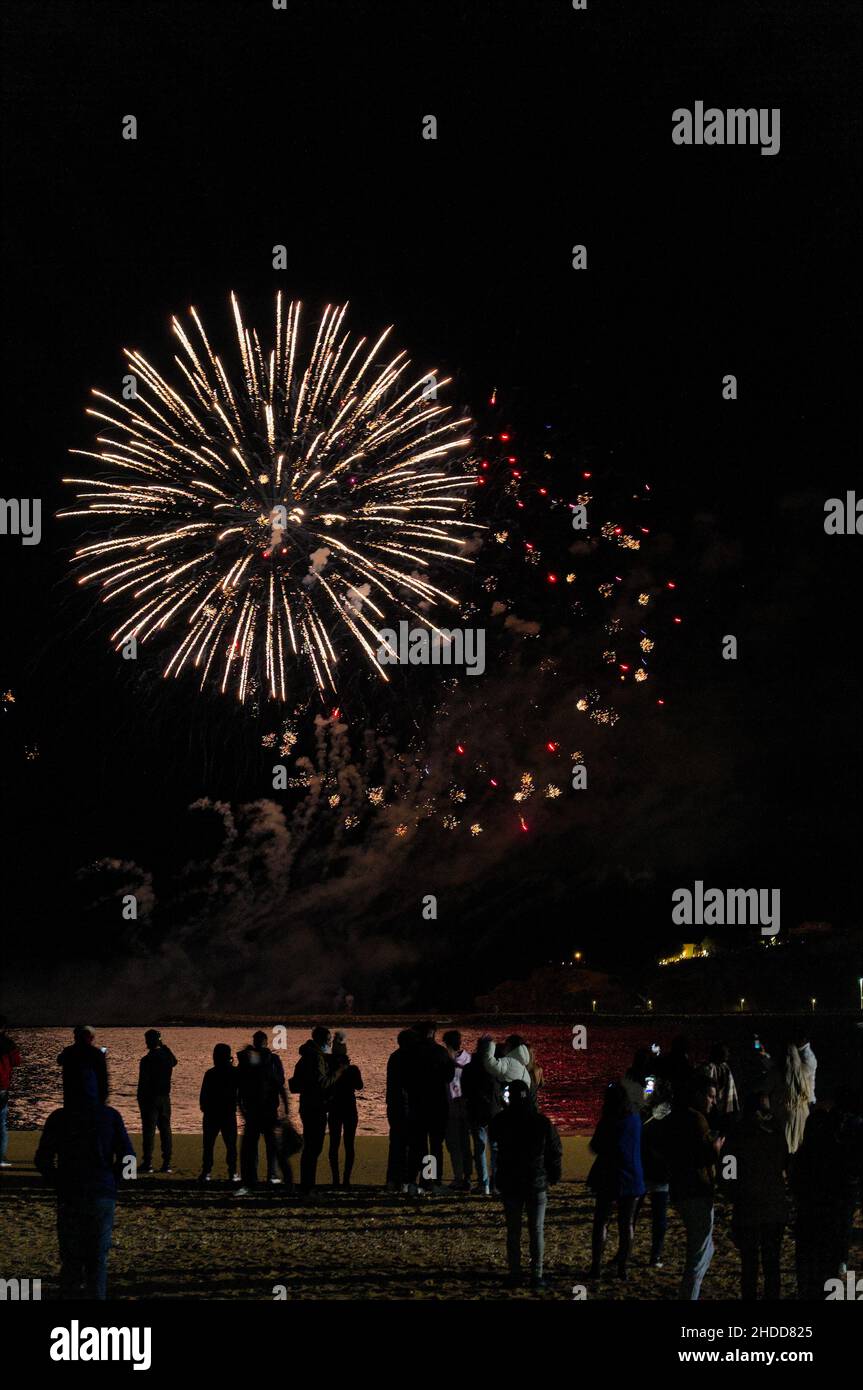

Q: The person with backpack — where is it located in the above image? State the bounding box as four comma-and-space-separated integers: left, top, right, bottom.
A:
327, 1032, 363, 1187
198, 1043, 240, 1182
489, 1079, 562, 1289
236, 1030, 288, 1192
289, 1025, 345, 1193
137, 1028, 178, 1174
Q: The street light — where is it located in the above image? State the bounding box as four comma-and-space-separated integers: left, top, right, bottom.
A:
810, 997, 816, 1013
858, 977, 863, 1010
591, 999, 597, 1013
739, 997, 745, 1012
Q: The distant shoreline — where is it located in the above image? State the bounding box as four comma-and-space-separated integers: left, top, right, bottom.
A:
11, 1010, 862, 1028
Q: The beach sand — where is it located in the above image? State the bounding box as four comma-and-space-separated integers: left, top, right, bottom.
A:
0, 1132, 841, 1301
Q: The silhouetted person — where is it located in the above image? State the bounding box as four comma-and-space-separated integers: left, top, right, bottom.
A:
327, 1032, 363, 1187
199, 1043, 240, 1182
57, 1025, 109, 1106
442, 1029, 472, 1189
832, 1088, 863, 1274
290, 1025, 344, 1193
0, 1014, 22, 1167
489, 1079, 562, 1289
723, 1091, 788, 1301
792, 1094, 863, 1298
662, 1076, 723, 1300
625, 1048, 672, 1267
137, 1028, 177, 1173
385, 1028, 418, 1191
35, 1096, 134, 1300
237, 1030, 288, 1192
462, 1035, 503, 1195
404, 1021, 455, 1194
657, 1035, 695, 1108
588, 1082, 645, 1280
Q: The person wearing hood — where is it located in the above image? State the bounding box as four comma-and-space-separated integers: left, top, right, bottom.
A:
462, 1035, 503, 1195
722, 1090, 788, 1300
236, 1030, 288, 1192
385, 1028, 418, 1191
404, 1021, 455, 1193
289, 1025, 345, 1193
489, 1079, 562, 1289
481, 1034, 532, 1090
57, 1025, 109, 1107
442, 1029, 473, 1190
327, 1032, 363, 1187
137, 1028, 178, 1174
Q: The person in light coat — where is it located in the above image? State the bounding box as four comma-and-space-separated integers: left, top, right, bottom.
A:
481, 1035, 532, 1089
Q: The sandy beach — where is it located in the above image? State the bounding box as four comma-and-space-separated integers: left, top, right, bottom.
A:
1, 1131, 832, 1301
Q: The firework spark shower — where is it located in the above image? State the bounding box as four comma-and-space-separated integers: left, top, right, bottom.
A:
62, 295, 476, 703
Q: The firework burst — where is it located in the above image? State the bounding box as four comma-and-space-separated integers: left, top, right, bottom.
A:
62, 294, 476, 702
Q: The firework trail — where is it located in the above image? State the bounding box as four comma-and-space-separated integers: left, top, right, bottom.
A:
62, 294, 476, 702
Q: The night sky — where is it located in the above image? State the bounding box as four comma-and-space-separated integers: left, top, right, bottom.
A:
1, 1, 860, 1015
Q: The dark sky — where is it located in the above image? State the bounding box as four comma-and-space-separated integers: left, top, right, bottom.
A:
1, 1, 860, 1014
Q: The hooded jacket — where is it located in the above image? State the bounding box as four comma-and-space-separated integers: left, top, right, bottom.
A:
289, 1040, 341, 1112
482, 1042, 531, 1088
